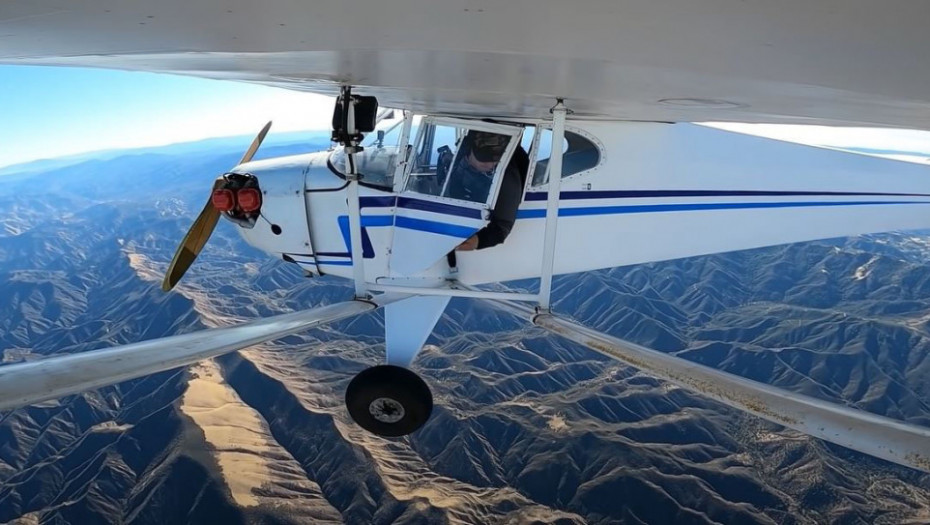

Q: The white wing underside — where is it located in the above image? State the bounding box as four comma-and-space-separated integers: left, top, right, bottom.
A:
3, 0, 930, 128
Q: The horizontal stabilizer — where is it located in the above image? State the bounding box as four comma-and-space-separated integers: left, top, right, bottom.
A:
0, 295, 405, 412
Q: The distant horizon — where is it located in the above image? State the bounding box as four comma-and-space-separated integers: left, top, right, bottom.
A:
0, 128, 334, 175
0, 65, 335, 169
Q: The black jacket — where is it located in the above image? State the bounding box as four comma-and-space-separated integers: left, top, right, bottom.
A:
476, 146, 528, 249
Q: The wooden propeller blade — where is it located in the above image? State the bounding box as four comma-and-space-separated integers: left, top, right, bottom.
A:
161, 198, 221, 291
162, 122, 272, 291
238, 120, 272, 165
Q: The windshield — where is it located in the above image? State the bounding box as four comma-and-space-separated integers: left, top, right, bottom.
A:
329, 111, 408, 189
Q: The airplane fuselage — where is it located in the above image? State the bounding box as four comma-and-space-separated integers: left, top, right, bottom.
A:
233, 119, 930, 287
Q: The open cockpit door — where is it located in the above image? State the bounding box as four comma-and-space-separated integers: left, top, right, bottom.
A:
389, 118, 523, 275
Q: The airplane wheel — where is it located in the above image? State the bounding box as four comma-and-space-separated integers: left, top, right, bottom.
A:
345, 365, 433, 437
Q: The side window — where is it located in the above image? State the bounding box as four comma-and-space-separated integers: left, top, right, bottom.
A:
531, 130, 600, 186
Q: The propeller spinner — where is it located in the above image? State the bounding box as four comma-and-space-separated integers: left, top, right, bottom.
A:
161, 121, 272, 291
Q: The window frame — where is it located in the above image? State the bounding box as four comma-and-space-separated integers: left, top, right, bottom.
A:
400, 116, 525, 209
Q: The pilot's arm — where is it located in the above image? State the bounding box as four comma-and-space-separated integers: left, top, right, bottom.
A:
474, 162, 522, 249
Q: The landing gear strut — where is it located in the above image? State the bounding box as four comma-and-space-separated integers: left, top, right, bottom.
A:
345, 365, 433, 437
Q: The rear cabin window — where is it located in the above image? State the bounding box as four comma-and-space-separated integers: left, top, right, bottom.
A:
529, 129, 600, 186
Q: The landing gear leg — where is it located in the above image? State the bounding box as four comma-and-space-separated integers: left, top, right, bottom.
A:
345, 365, 433, 437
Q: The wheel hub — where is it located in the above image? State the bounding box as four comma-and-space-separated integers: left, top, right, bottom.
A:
369, 397, 405, 423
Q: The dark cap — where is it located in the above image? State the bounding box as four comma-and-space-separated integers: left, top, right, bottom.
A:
469, 131, 509, 163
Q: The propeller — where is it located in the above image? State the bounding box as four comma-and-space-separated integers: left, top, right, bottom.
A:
161, 121, 272, 292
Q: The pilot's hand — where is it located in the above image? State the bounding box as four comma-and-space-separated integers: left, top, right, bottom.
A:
456, 235, 479, 251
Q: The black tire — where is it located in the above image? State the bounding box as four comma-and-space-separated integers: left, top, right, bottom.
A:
345, 365, 433, 437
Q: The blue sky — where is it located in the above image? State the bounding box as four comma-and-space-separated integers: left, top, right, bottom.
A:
0, 66, 333, 168
2, 65, 930, 169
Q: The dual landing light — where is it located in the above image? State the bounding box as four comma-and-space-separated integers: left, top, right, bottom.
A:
211, 186, 261, 214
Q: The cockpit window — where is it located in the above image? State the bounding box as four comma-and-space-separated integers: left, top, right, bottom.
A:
329, 112, 407, 189
530, 129, 601, 186
405, 121, 516, 205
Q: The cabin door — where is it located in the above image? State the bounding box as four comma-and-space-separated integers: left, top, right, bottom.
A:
389, 117, 523, 275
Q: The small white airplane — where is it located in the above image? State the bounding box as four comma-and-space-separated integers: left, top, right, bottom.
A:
2, 1, 930, 474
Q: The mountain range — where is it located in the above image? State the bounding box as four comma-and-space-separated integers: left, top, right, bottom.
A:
0, 136, 928, 523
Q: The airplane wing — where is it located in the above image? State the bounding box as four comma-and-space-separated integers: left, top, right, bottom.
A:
0, 294, 405, 411
2, 1, 930, 128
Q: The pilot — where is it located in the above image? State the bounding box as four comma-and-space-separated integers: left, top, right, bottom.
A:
447, 131, 528, 251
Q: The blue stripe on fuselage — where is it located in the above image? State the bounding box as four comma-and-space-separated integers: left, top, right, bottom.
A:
361, 194, 482, 218
359, 196, 397, 208
337, 214, 394, 257
397, 197, 483, 219
335, 193, 930, 250
523, 190, 930, 201
516, 199, 930, 219
394, 216, 475, 238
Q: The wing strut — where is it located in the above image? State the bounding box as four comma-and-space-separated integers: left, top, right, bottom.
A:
0, 294, 406, 412
538, 100, 567, 311
484, 298, 930, 474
